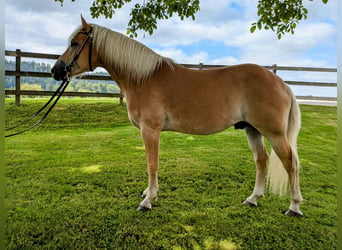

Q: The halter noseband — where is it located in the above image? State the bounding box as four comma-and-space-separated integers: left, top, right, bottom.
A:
65, 26, 94, 77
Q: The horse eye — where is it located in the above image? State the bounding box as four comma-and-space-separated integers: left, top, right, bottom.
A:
70, 40, 79, 48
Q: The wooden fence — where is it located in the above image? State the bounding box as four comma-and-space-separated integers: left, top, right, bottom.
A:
5, 49, 337, 106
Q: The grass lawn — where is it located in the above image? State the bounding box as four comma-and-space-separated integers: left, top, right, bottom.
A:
5, 98, 336, 249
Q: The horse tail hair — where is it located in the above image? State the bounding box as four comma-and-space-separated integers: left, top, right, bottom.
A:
267, 88, 301, 196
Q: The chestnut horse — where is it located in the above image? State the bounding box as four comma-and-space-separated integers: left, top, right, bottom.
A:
52, 16, 303, 216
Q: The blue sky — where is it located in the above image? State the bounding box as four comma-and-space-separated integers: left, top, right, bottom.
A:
5, 0, 337, 97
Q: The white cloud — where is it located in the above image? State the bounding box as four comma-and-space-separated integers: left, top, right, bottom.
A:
144, 16, 335, 67
154, 47, 239, 65
305, 0, 337, 22
154, 48, 207, 64
236, 22, 336, 66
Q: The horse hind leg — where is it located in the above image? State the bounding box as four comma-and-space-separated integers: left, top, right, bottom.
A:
243, 125, 269, 207
267, 136, 303, 216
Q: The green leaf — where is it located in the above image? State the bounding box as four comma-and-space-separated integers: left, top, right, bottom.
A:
257, 21, 262, 30
250, 25, 257, 34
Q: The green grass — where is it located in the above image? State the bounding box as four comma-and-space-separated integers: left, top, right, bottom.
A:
5, 98, 336, 249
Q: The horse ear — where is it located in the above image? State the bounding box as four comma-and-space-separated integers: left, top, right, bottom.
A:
80, 14, 91, 30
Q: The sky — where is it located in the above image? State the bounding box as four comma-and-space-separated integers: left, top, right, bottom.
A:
4, 0, 337, 97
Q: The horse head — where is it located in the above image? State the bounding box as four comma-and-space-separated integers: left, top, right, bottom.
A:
51, 15, 99, 81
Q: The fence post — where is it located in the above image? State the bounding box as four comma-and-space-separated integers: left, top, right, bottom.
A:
119, 91, 124, 105
272, 64, 277, 74
15, 49, 21, 106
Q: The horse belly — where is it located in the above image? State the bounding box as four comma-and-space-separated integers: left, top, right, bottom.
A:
165, 107, 238, 135
161, 83, 241, 134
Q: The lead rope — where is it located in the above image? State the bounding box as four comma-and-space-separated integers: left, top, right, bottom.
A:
6, 27, 94, 138
5, 78, 70, 138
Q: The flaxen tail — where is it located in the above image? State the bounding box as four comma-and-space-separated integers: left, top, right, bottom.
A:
267, 88, 301, 196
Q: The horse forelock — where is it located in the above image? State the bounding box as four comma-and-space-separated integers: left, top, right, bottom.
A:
89, 24, 174, 85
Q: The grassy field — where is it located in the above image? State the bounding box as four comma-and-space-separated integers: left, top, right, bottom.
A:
5, 98, 336, 249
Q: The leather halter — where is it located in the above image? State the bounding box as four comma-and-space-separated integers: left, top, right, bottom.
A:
65, 26, 94, 76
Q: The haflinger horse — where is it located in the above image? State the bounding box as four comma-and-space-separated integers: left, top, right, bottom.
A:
52, 16, 303, 216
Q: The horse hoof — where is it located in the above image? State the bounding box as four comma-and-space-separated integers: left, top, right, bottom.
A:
242, 200, 257, 207
285, 209, 303, 217
136, 206, 150, 212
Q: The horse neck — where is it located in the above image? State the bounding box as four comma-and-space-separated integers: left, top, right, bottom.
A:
93, 26, 173, 90
100, 61, 126, 90
99, 54, 173, 92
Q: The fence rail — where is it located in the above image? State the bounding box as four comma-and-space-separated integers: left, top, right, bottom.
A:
5, 49, 337, 106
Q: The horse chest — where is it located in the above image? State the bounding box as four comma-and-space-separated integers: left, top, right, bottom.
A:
125, 90, 165, 130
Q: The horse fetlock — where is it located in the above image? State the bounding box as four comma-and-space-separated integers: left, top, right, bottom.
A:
253, 193, 265, 199
148, 193, 158, 203
294, 194, 303, 203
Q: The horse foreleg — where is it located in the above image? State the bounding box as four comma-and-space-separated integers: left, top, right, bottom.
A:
137, 127, 160, 211
243, 126, 268, 207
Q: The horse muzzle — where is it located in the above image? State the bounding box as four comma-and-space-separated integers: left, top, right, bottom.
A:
51, 60, 68, 81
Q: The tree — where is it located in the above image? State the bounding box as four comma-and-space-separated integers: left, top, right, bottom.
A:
55, 0, 200, 37
55, 0, 328, 39
250, 0, 329, 39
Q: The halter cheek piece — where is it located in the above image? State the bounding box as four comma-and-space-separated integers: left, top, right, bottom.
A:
65, 26, 94, 78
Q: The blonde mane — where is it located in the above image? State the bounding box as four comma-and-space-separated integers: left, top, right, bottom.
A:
88, 24, 174, 85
